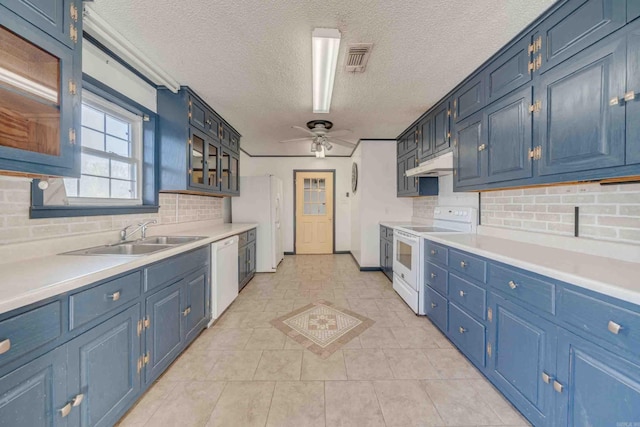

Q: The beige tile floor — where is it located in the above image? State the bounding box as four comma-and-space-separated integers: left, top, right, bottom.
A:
117, 254, 531, 427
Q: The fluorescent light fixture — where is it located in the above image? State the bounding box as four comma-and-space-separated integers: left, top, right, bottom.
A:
315, 146, 326, 158
83, 6, 180, 92
312, 28, 341, 113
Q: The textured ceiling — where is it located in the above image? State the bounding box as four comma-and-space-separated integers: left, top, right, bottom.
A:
89, 0, 555, 156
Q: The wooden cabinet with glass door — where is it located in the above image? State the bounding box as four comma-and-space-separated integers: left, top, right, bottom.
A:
0, 6, 80, 177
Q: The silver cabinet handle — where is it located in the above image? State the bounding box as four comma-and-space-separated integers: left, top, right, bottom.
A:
108, 291, 121, 301
430, 272, 437, 279
430, 249, 436, 255
59, 402, 72, 418
431, 302, 437, 309
459, 290, 466, 297
0, 339, 10, 355
608, 320, 622, 335
458, 326, 466, 334
553, 380, 564, 393
624, 91, 636, 102
508, 280, 518, 290
541, 372, 553, 384
460, 261, 467, 268
609, 96, 621, 106
182, 307, 191, 317
72, 394, 84, 407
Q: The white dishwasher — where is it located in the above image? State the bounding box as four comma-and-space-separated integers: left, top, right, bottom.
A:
208, 235, 239, 327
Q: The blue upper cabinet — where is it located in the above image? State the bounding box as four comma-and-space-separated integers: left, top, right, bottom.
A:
536, 0, 626, 74
418, 116, 433, 161
432, 101, 451, 154
454, 111, 484, 187
453, 73, 485, 122
630, 0, 640, 22
486, 37, 532, 103
157, 87, 242, 196
0, 0, 80, 48
627, 23, 640, 164
487, 292, 555, 427
536, 31, 626, 176
554, 328, 640, 427
0, 1, 81, 177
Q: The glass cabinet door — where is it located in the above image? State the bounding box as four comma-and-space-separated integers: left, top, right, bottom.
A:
189, 132, 206, 187
230, 155, 239, 193
207, 141, 219, 190
220, 149, 230, 192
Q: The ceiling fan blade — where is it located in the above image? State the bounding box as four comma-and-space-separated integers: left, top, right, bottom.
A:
279, 137, 314, 143
327, 136, 357, 147
292, 125, 316, 136
325, 129, 352, 137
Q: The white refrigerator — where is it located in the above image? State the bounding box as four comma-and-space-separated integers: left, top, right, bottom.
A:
232, 175, 284, 272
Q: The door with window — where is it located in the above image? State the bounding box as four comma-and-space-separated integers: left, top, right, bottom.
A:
295, 171, 333, 254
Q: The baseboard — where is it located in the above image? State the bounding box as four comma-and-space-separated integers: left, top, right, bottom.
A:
359, 266, 382, 272
284, 251, 294, 255
334, 250, 350, 254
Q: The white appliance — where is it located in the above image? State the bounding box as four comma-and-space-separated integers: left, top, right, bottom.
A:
232, 175, 284, 272
404, 151, 454, 177
392, 206, 478, 314
209, 235, 239, 326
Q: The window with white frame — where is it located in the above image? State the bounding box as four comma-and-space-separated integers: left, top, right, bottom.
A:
62, 91, 143, 205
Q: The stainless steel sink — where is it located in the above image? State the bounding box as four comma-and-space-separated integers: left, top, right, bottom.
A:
63, 243, 175, 256
139, 236, 207, 245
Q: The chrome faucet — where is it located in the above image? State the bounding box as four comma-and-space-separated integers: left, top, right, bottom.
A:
120, 220, 157, 241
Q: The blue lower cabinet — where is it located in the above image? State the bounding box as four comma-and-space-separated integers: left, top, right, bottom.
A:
66, 304, 141, 427
184, 268, 209, 344
425, 286, 447, 333
448, 302, 486, 368
487, 292, 555, 427
0, 345, 67, 427
554, 328, 640, 426
144, 281, 184, 385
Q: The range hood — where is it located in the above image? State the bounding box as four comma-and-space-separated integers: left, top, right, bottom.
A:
405, 151, 454, 177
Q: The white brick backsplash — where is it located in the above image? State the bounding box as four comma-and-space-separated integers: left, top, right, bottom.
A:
0, 178, 223, 245
480, 182, 640, 245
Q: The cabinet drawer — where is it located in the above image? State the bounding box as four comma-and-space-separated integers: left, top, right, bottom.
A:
424, 262, 448, 295
449, 302, 486, 367
248, 228, 256, 242
449, 249, 487, 283
425, 286, 447, 333
424, 240, 448, 265
0, 301, 62, 367
449, 274, 486, 320
558, 288, 640, 355
489, 264, 555, 314
69, 271, 141, 330
145, 247, 209, 292
238, 231, 249, 247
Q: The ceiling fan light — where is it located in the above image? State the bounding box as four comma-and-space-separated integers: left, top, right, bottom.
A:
324, 141, 333, 151
310, 141, 318, 152
312, 28, 341, 114
316, 146, 326, 158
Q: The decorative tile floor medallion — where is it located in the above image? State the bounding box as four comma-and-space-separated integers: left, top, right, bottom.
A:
271, 300, 374, 358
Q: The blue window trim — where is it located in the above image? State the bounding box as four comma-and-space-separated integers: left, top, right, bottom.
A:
30, 75, 160, 219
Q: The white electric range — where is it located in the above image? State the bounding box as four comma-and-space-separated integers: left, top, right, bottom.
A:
392, 207, 478, 314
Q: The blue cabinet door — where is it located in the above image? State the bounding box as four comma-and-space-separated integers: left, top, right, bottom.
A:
537, 0, 626, 74
536, 31, 626, 176
145, 282, 183, 384
397, 156, 406, 195
453, 74, 485, 122
405, 153, 419, 194
486, 37, 532, 103
418, 116, 433, 160
555, 328, 640, 427
487, 292, 555, 427
453, 111, 485, 188
0, 346, 67, 427
184, 268, 208, 344
238, 248, 247, 289
627, 23, 640, 164
432, 101, 451, 154
0, 0, 79, 48
66, 304, 141, 427
630, 0, 640, 22
486, 86, 534, 183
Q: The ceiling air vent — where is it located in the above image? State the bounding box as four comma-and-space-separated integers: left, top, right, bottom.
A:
345, 43, 373, 72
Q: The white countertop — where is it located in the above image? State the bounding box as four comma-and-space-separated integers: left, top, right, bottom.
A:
422, 233, 640, 306
380, 220, 430, 228
0, 223, 257, 315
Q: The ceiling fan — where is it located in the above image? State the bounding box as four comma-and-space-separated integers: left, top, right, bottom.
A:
279, 120, 356, 155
